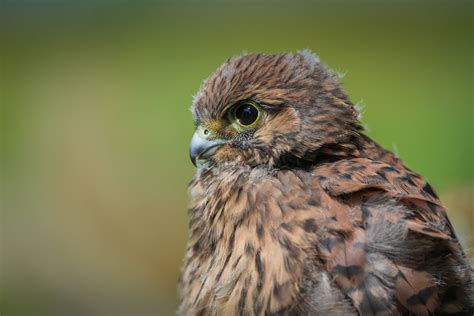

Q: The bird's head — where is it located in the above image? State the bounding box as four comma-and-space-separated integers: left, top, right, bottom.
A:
189, 51, 362, 168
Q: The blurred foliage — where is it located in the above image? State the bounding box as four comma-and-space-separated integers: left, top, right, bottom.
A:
1, 0, 472, 315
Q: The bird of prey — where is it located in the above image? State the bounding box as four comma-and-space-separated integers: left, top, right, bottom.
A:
179, 51, 473, 315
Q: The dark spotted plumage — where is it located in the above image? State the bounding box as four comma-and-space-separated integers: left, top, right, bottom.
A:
179, 51, 473, 315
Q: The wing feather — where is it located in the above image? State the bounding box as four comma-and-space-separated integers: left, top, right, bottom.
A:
314, 158, 473, 315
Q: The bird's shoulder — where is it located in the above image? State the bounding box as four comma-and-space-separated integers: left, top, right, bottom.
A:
312, 156, 449, 239
302, 157, 473, 315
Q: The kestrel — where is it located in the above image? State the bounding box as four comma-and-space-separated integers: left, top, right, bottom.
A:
179, 51, 473, 315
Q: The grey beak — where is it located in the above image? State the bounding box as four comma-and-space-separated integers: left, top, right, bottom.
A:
189, 132, 224, 167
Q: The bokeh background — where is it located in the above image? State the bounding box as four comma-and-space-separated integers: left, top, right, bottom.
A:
1, 0, 472, 315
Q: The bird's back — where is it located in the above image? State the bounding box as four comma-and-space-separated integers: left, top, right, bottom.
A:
301, 149, 473, 315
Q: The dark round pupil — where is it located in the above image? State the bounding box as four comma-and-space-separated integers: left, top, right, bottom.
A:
235, 104, 258, 126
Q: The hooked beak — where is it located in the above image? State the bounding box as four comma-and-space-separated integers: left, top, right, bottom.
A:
189, 131, 224, 167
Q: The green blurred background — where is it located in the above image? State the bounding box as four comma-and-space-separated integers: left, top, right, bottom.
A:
1, 0, 472, 315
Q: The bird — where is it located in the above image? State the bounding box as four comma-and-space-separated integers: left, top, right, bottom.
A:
179, 51, 473, 315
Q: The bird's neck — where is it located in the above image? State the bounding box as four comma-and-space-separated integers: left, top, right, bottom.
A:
274, 133, 404, 171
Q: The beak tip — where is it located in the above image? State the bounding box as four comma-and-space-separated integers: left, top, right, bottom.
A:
190, 155, 197, 167
189, 148, 197, 167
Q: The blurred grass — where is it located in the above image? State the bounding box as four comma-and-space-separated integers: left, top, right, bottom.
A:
1, 1, 473, 315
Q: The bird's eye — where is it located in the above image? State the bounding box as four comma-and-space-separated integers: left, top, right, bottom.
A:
232, 102, 261, 128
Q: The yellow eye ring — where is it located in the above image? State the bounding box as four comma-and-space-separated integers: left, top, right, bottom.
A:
232, 101, 261, 128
